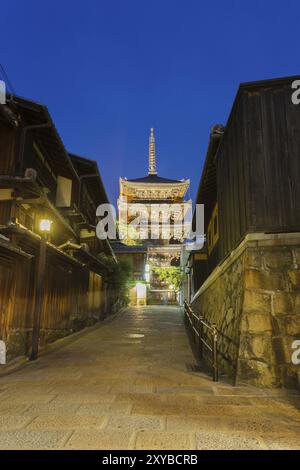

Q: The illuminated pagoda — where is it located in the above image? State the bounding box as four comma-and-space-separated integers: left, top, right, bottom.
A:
115, 129, 190, 304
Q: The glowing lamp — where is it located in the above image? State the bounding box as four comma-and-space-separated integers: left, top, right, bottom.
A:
39, 219, 52, 233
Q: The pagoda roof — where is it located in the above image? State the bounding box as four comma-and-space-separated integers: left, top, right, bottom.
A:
126, 174, 182, 184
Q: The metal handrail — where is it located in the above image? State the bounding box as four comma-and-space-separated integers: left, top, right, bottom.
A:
184, 301, 218, 382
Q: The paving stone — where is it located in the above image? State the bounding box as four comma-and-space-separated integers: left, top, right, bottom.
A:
261, 433, 300, 450
0, 430, 70, 449
135, 431, 192, 450
132, 402, 183, 416
1, 393, 56, 404
66, 430, 133, 449
2, 382, 54, 393
0, 403, 29, 414
27, 415, 106, 430
197, 396, 253, 405
220, 416, 288, 433
110, 383, 154, 393
51, 393, 116, 404
156, 385, 213, 394
76, 403, 132, 416
213, 386, 266, 396
23, 403, 80, 415
167, 416, 223, 432
195, 431, 264, 450
105, 415, 164, 431
0, 306, 299, 450
49, 383, 112, 393
0, 415, 33, 430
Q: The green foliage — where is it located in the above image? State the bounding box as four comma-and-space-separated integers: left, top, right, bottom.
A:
152, 266, 182, 290
117, 221, 142, 246
97, 253, 134, 300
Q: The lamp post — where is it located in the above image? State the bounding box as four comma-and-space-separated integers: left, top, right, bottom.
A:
30, 219, 52, 361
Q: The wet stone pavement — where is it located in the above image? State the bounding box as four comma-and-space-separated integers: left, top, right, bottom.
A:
0, 306, 300, 450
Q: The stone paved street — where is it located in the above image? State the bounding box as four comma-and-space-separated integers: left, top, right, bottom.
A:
0, 306, 300, 450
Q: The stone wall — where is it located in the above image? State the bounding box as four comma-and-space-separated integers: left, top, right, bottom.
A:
191, 233, 300, 388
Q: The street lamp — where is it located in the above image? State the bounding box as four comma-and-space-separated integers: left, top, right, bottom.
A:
39, 218, 52, 234
30, 218, 52, 361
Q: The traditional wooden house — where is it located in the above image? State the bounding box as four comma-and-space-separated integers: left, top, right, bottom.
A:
187, 76, 300, 388
0, 94, 116, 362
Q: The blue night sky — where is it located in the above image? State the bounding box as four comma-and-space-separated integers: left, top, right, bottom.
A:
1, 1, 299, 204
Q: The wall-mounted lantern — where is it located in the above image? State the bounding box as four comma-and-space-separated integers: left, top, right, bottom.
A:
39, 218, 52, 234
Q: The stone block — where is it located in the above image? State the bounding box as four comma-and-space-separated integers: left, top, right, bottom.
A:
27, 415, 106, 430
0, 415, 33, 430
239, 333, 273, 363
288, 270, 300, 290
251, 335, 273, 360
285, 316, 300, 336
237, 359, 279, 387
0, 430, 70, 449
243, 290, 271, 314
1, 393, 56, 405
105, 415, 163, 432
225, 307, 234, 323
262, 433, 300, 450
195, 430, 263, 450
292, 247, 300, 266
242, 314, 272, 333
76, 403, 132, 416
66, 430, 133, 449
272, 292, 300, 315
244, 248, 263, 269
23, 403, 80, 416
264, 248, 292, 270
135, 431, 192, 450
166, 416, 221, 432
51, 393, 115, 404
244, 270, 285, 291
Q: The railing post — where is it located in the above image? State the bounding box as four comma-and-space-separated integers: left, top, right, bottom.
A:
198, 315, 203, 359
212, 323, 218, 382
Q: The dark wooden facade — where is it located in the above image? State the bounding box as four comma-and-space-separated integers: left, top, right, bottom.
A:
0, 95, 117, 361
193, 75, 300, 288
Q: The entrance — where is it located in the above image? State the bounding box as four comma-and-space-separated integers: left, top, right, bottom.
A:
147, 289, 178, 305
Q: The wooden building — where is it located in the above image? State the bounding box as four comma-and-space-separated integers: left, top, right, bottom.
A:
0, 94, 117, 362
187, 76, 300, 388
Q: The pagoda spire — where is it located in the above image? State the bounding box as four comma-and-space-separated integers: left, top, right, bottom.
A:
148, 128, 157, 175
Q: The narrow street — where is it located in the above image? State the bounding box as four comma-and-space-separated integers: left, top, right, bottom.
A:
0, 306, 299, 450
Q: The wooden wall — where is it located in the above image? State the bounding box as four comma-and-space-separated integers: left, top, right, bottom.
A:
217, 81, 300, 262
0, 123, 18, 174
0, 243, 105, 361
0, 246, 32, 357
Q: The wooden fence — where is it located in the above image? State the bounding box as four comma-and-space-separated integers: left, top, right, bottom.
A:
0, 240, 107, 362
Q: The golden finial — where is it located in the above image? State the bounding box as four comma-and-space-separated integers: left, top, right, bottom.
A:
148, 128, 157, 175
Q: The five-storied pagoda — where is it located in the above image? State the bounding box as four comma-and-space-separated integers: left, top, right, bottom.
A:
116, 129, 190, 304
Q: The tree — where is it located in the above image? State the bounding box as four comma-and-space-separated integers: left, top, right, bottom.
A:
97, 253, 134, 303
152, 266, 182, 290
